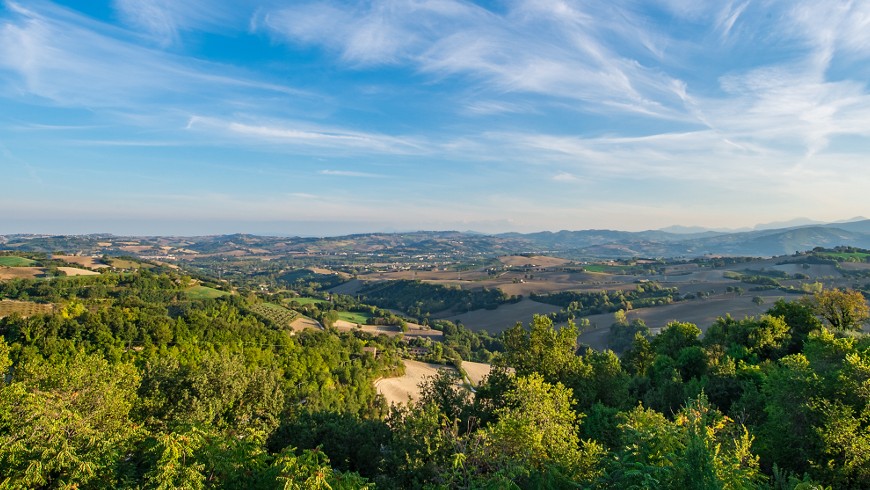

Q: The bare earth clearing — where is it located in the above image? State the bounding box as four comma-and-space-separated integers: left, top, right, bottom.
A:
58, 267, 101, 277
461, 361, 493, 385
376, 360, 457, 406
288, 317, 323, 332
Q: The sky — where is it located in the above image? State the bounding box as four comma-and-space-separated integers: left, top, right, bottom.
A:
1, 0, 869, 236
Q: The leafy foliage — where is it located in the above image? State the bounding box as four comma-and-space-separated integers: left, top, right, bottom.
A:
1, 265, 869, 489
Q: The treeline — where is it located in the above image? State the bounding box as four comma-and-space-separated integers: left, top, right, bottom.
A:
532, 281, 679, 315
358, 280, 521, 317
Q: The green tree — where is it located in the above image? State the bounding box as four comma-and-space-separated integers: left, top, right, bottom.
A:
472, 373, 604, 482
652, 321, 702, 359
500, 315, 585, 385
0, 353, 141, 488
803, 289, 870, 332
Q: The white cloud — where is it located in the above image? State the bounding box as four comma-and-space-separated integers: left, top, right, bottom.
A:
0, 2, 302, 111
259, 0, 692, 120
186, 115, 427, 154
112, 0, 243, 46
319, 169, 383, 178
552, 172, 578, 182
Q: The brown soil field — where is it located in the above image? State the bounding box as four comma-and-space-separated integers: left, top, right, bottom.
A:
461, 361, 492, 385
332, 319, 443, 341
577, 291, 790, 351
370, 270, 492, 282
0, 267, 46, 280
662, 263, 700, 274
0, 300, 54, 318
58, 267, 101, 277
289, 316, 323, 332
495, 271, 637, 296
498, 255, 573, 267
328, 279, 365, 295
434, 298, 562, 333
52, 255, 109, 269
766, 263, 842, 278
308, 267, 353, 279
376, 360, 456, 405
119, 245, 155, 253
97, 242, 113, 247
660, 269, 727, 283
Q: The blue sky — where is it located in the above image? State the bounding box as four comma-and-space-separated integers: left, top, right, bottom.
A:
1, 0, 869, 236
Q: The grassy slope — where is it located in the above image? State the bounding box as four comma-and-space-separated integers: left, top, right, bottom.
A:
0, 256, 37, 267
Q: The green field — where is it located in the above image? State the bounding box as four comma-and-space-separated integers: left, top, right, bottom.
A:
106, 258, 144, 269
0, 256, 37, 267
286, 297, 327, 306
582, 264, 633, 273
337, 311, 372, 324
185, 285, 230, 300
249, 302, 299, 327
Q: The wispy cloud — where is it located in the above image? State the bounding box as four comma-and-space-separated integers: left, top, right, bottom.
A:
112, 0, 243, 47
186, 116, 427, 154
0, 2, 302, 112
716, 1, 749, 40
319, 169, 383, 178
259, 0, 691, 120
552, 172, 579, 182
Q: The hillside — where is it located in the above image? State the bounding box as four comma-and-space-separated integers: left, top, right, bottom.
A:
5, 219, 870, 260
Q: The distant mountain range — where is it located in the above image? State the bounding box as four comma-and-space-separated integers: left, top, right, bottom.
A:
3, 218, 870, 259
497, 218, 870, 257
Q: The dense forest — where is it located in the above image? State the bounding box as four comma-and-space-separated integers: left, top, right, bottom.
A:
1, 266, 869, 488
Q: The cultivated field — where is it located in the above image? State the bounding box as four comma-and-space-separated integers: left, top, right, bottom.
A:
376, 360, 455, 405
289, 316, 323, 332
359, 267, 639, 298
497, 255, 573, 267
107, 258, 143, 269
434, 298, 562, 333
0, 267, 46, 280
332, 319, 443, 341
337, 311, 372, 324
577, 291, 791, 351
58, 267, 101, 277
119, 245, 155, 253
249, 303, 299, 328
286, 297, 328, 306
0, 300, 53, 318
461, 361, 493, 385
185, 285, 230, 299
0, 256, 36, 267
328, 279, 364, 295
52, 255, 109, 269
